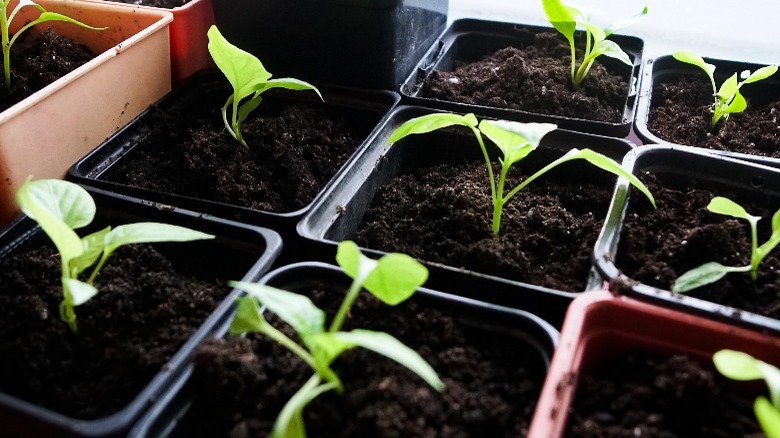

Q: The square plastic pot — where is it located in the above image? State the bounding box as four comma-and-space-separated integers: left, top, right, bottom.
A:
212, 0, 448, 90
634, 55, 780, 166
298, 105, 635, 327
527, 290, 780, 437
400, 19, 644, 137
128, 261, 559, 436
0, 186, 281, 437
68, 70, 401, 239
0, 0, 172, 227
84, 0, 215, 85
594, 145, 780, 336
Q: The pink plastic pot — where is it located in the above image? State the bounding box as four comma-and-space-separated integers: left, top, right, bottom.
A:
528, 290, 780, 437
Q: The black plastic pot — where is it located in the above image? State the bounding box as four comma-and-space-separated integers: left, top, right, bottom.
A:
297, 105, 636, 327
400, 19, 644, 137
128, 261, 559, 436
212, 0, 448, 90
68, 70, 400, 239
634, 55, 780, 165
594, 145, 780, 336
0, 186, 281, 437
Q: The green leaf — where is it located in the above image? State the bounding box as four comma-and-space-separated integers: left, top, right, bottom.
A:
725, 91, 747, 114
336, 240, 378, 286
63, 278, 98, 306
27, 11, 107, 31
579, 21, 606, 45
604, 5, 648, 36
16, 179, 91, 268
364, 253, 428, 305
102, 222, 214, 258
672, 262, 749, 293
759, 361, 780, 408
541, 0, 576, 44
236, 95, 264, 127
257, 78, 323, 101
229, 295, 266, 334
717, 73, 739, 104
593, 39, 632, 66
713, 349, 765, 380
68, 226, 111, 277
744, 65, 778, 84
329, 330, 445, 391
229, 282, 326, 344
755, 397, 780, 438
478, 120, 556, 167
208, 26, 272, 103
707, 197, 760, 223
673, 50, 716, 81
565, 149, 655, 208
387, 113, 478, 145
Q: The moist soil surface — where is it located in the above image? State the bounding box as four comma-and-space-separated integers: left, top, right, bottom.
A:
423, 33, 630, 123
0, 29, 96, 113
100, 0, 190, 7
178, 286, 548, 437
104, 95, 363, 213
615, 173, 780, 319
354, 160, 614, 291
0, 244, 227, 419
647, 75, 780, 158
566, 349, 759, 437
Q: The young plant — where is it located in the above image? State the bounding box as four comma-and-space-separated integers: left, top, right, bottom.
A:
207, 25, 322, 149
672, 196, 780, 293
672, 50, 778, 127
0, 0, 107, 92
229, 240, 443, 438
387, 112, 656, 235
16, 178, 215, 333
541, 0, 646, 87
713, 349, 780, 438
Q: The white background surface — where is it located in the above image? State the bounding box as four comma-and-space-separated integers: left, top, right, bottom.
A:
448, 0, 780, 65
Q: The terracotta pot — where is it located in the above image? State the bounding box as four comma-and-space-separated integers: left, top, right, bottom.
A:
83, 0, 215, 85
528, 290, 780, 437
0, 0, 172, 226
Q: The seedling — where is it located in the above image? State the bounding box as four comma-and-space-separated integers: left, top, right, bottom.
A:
673, 196, 780, 293
387, 112, 655, 235
16, 178, 215, 333
229, 240, 443, 438
207, 25, 322, 149
714, 349, 780, 438
672, 50, 778, 127
0, 0, 106, 92
541, 0, 646, 87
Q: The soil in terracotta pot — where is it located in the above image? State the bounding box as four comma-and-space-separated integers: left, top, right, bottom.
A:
423, 33, 630, 123
648, 75, 780, 158
566, 349, 760, 437
100, 0, 191, 7
0, 29, 96, 112
179, 287, 547, 437
0, 244, 228, 419
104, 97, 363, 213
354, 159, 614, 291
615, 173, 780, 319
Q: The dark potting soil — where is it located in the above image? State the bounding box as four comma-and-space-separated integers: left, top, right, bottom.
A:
616, 173, 780, 319
354, 160, 614, 291
648, 75, 780, 158
104, 100, 363, 213
423, 33, 630, 123
99, 0, 190, 7
180, 288, 546, 437
0, 244, 227, 419
0, 29, 96, 113
566, 349, 759, 437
